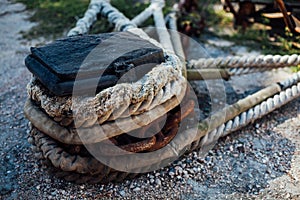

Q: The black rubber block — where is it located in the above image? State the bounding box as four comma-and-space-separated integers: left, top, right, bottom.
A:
25, 32, 164, 96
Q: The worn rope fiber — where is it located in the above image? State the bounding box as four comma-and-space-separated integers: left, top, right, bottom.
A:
27, 100, 195, 177
27, 127, 165, 183
227, 66, 280, 76
27, 58, 186, 128
25, 0, 300, 184
27, 72, 300, 183
24, 88, 185, 144
29, 0, 187, 129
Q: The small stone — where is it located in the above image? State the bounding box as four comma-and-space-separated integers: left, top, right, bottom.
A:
45, 179, 51, 183
149, 175, 154, 179
270, 174, 276, 178
169, 172, 175, 177
150, 179, 155, 184
212, 166, 219, 172
155, 178, 161, 186
183, 174, 189, 179
175, 166, 183, 174
192, 168, 197, 173
278, 166, 285, 172
133, 187, 141, 192
119, 190, 126, 197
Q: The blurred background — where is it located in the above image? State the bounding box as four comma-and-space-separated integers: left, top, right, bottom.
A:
16, 0, 300, 61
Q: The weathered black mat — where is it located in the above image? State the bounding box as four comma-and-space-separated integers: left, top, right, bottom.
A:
25, 32, 164, 96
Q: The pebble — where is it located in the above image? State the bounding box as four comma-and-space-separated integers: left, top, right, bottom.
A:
119, 190, 126, 197
150, 179, 155, 184
155, 178, 161, 186
169, 172, 175, 177
133, 187, 141, 192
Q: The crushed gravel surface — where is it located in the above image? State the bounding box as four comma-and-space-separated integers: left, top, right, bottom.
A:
1, 1, 300, 199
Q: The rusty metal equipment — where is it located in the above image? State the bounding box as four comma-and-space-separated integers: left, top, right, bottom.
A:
223, 0, 300, 34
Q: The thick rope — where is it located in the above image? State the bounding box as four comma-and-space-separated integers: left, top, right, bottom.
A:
27, 57, 185, 128
152, 0, 174, 53
199, 71, 300, 146
68, 0, 108, 36
29, 1, 188, 129
131, 1, 160, 26
24, 88, 185, 144
189, 54, 300, 69
68, 0, 142, 36
227, 66, 277, 76
200, 81, 300, 146
166, 11, 185, 60
27, 72, 300, 183
100, 1, 137, 32
26, 0, 300, 184
166, 6, 187, 78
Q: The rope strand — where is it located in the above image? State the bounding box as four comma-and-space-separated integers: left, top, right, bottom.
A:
199, 71, 300, 146
189, 54, 300, 69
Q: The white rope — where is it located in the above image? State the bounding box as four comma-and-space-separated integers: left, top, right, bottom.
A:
199, 71, 300, 146
152, 0, 174, 53
131, 2, 160, 26
227, 66, 277, 76
189, 54, 300, 69
68, 0, 138, 36
166, 10, 185, 60
166, 5, 186, 77
64, 0, 300, 153
100, 1, 137, 31
67, 0, 107, 36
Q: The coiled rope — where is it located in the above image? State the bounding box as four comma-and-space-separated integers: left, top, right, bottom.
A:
67, 0, 300, 150
25, 0, 300, 183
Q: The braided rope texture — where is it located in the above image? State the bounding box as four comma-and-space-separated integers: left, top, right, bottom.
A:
24, 92, 185, 144
27, 55, 186, 128
200, 81, 300, 147
68, 0, 137, 36
26, 97, 196, 183
228, 67, 276, 76
189, 54, 300, 69
28, 128, 151, 184
68, 0, 104, 36
27, 79, 300, 183
25, 0, 300, 184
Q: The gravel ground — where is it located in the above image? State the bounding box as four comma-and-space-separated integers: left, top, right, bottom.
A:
1, 1, 300, 199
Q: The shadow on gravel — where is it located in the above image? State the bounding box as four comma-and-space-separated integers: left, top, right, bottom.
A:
182, 117, 296, 199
